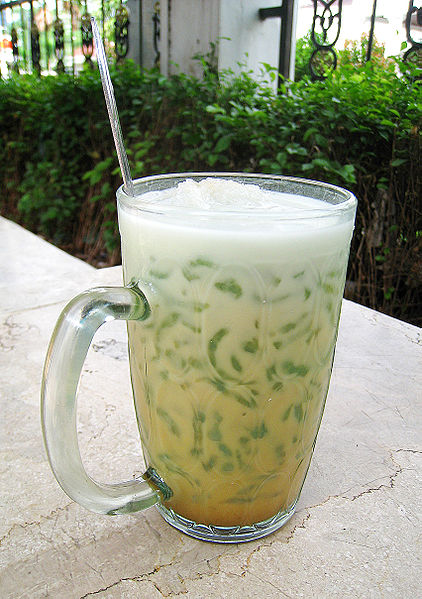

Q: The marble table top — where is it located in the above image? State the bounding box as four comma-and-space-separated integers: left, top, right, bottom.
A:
0, 216, 420, 598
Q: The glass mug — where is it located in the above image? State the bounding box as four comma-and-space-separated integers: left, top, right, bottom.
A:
41, 173, 357, 543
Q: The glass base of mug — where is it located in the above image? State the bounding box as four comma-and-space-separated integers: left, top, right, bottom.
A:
155, 501, 298, 543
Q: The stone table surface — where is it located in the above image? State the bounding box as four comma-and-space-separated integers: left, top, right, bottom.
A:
0, 216, 421, 598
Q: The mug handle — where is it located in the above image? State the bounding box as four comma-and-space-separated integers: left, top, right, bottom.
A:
41, 284, 169, 515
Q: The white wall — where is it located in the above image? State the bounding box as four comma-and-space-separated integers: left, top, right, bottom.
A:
159, 0, 284, 86
160, 0, 221, 78
219, 0, 281, 80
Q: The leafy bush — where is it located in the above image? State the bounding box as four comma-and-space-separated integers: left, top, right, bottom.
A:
340, 34, 397, 70
0, 53, 420, 324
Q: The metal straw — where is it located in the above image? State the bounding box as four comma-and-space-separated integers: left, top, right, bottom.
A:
91, 17, 135, 196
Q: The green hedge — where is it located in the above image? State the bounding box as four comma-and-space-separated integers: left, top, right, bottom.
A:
0, 54, 420, 325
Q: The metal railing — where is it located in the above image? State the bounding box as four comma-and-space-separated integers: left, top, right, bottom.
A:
307, 0, 421, 80
0, 0, 420, 79
0, 0, 132, 75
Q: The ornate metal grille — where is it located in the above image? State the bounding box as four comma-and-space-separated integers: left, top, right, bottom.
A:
81, 9, 93, 66
115, 2, 129, 62
153, 1, 160, 67
404, 0, 422, 77
53, 17, 64, 72
10, 25, 19, 71
29, 0, 40, 74
310, 0, 343, 80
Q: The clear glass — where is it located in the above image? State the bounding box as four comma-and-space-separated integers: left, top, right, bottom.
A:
41, 173, 357, 543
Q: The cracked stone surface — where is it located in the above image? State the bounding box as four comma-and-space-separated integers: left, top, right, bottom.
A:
0, 218, 421, 598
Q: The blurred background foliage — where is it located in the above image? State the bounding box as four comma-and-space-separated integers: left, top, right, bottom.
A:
0, 34, 421, 325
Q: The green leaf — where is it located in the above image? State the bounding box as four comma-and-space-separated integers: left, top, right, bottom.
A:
380, 119, 395, 127
391, 158, 407, 167
303, 127, 318, 142
208, 154, 220, 166
206, 104, 225, 114
286, 143, 308, 156
101, 182, 111, 196
215, 135, 232, 153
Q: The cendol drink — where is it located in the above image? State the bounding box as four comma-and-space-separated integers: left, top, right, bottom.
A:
118, 176, 355, 528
